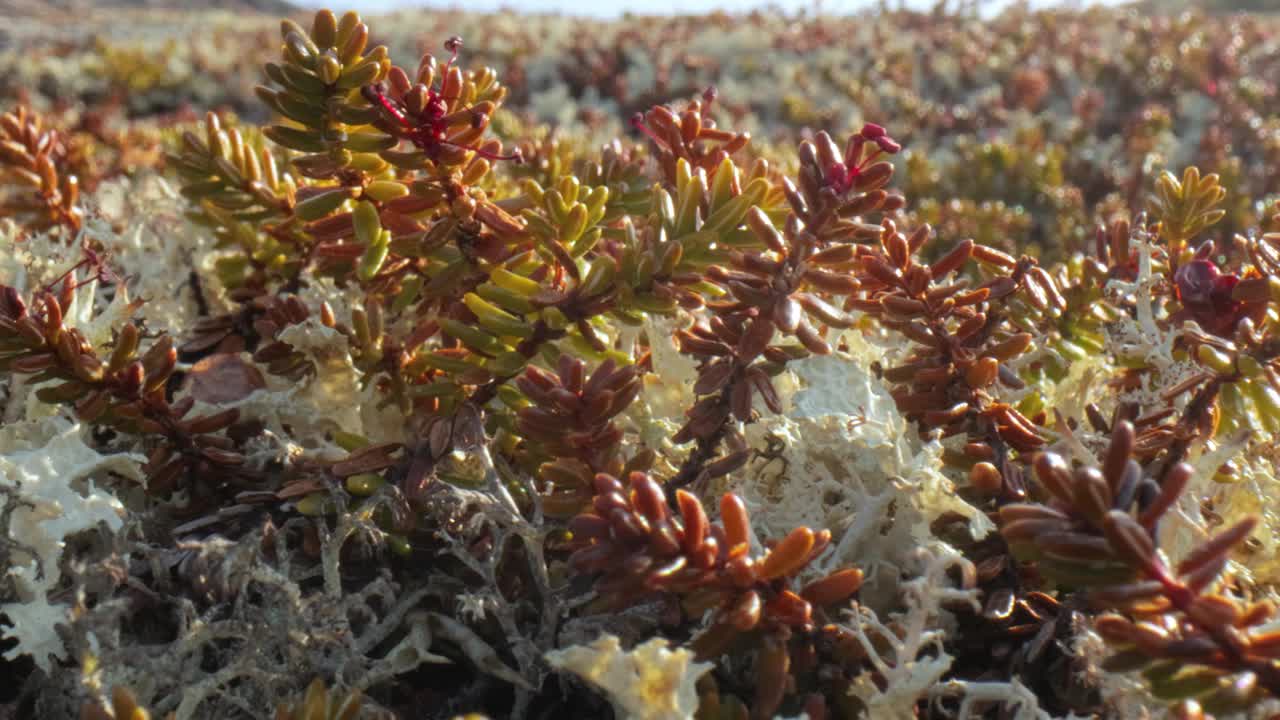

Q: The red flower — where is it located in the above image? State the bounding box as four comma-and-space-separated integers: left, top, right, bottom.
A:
362, 37, 520, 163
825, 123, 901, 195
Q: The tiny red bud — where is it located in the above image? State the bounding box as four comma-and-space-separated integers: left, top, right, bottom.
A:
875, 136, 902, 154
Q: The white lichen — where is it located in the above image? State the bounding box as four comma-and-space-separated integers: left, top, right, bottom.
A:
0, 417, 138, 671
844, 543, 983, 717
733, 345, 991, 608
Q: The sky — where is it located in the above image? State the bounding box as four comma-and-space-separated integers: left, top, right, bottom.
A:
293, 0, 1124, 19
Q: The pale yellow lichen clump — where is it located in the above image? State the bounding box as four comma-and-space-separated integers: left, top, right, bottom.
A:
544, 635, 711, 720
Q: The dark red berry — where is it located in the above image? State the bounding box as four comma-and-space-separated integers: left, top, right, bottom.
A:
1174, 258, 1246, 335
